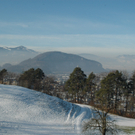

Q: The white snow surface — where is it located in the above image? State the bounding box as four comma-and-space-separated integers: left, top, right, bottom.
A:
0, 85, 135, 135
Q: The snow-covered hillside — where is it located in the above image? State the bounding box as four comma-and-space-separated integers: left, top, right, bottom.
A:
0, 85, 135, 135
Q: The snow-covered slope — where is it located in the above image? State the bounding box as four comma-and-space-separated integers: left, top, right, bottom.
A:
0, 85, 92, 135
0, 85, 135, 135
0, 46, 36, 53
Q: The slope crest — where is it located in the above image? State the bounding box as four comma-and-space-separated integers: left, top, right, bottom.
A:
0, 85, 83, 123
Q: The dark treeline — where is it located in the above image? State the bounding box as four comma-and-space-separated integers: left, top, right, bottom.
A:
0, 67, 135, 118
18, 68, 61, 97
0, 68, 60, 97
64, 67, 135, 118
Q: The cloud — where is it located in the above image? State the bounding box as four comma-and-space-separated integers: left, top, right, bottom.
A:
0, 34, 134, 46
0, 22, 29, 28
16, 23, 28, 28
0, 15, 121, 35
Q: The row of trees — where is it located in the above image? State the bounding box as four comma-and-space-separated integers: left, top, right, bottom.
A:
64, 67, 98, 104
19, 68, 45, 90
97, 70, 135, 116
18, 68, 59, 96
0, 68, 58, 96
64, 67, 135, 117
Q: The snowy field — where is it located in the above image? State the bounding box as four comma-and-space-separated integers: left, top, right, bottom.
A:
0, 85, 135, 135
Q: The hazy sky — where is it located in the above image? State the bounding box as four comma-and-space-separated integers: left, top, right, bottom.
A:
0, 0, 135, 57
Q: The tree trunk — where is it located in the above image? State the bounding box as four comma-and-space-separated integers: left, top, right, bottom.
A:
102, 128, 106, 135
102, 117, 106, 135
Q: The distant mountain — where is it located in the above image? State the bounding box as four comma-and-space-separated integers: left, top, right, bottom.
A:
0, 46, 36, 53
5, 51, 106, 74
117, 55, 135, 62
79, 53, 135, 72
79, 53, 117, 70
0, 46, 39, 66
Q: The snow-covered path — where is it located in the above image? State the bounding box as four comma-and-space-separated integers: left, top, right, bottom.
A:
0, 85, 135, 135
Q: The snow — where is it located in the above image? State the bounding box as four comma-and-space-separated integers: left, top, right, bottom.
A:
2, 46, 11, 51
0, 85, 135, 135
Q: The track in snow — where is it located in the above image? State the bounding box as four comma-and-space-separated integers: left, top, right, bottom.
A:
0, 85, 93, 135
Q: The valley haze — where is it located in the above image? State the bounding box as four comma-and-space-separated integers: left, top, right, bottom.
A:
0, 46, 135, 73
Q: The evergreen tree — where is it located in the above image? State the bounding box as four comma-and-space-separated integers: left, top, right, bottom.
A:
123, 80, 132, 114
34, 68, 45, 80
131, 71, 135, 97
19, 68, 45, 90
65, 67, 86, 97
129, 71, 135, 115
34, 68, 45, 90
85, 72, 96, 104
0, 69, 7, 84
19, 68, 35, 88
97, 70, 124, 111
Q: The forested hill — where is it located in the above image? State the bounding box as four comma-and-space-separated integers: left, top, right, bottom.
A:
4, 51, 106, 74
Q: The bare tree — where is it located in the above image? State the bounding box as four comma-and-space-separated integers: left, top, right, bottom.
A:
42, 76, 55, 94
6, 72, 19, 85
82, 98, 118, 135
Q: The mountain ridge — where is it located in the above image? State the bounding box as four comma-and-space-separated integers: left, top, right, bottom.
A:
79, 53, 135, 72
4, 51, 106, 74
0, 46, 37, 53
0, 46, 39, 66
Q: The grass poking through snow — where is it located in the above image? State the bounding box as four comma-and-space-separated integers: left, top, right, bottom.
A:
117, 126, 135, 134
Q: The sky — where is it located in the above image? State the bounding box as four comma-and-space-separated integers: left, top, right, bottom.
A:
0, 0, 135, 57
